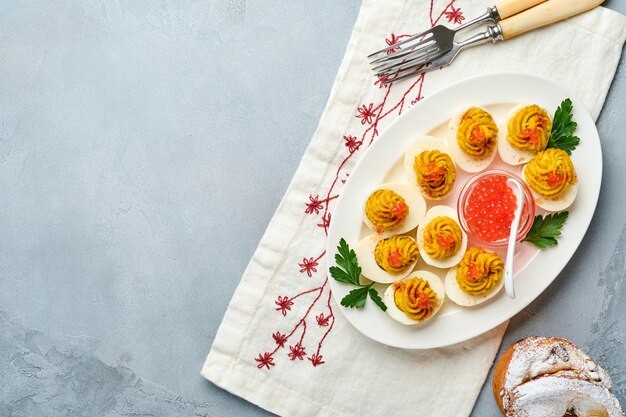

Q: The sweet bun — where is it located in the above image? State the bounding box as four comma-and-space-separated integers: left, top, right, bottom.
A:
492, 336, 624, 417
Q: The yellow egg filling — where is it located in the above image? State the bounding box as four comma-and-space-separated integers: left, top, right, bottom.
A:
374, 236, 419, 274
524, 148, 577, 198
394, 277, 439, 322
365, 189, 409, 232
413, 150, 456, 198
423, 216, 463, 260
457, 107, 498, 159
456, 247, 503, 296
506, 105, 552, 152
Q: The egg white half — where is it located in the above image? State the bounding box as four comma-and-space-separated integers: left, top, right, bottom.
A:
354, 234, 419, 284
521, 164, 578, 212
447, 107, 498, 173
416, 205, 468, 269
383, 271, 446, 325
498, 104, 551, 166
362, 182, 426, 236
444, 264, 504, 307
403, 135, 454, 200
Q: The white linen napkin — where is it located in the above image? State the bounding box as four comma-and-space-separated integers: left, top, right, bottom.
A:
203, 1, 626, 416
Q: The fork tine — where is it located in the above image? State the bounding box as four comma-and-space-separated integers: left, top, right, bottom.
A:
376, 48, 445, 76
373, 48, 438, 75
382, 64, 434, 85
373, 46, 440, 75
372, 43, 439, 71
382, 54, 450, 85
369, 36, 436, 65
366, 27, 436, 58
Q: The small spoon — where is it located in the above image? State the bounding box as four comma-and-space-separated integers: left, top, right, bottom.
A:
504, 178, 525, 299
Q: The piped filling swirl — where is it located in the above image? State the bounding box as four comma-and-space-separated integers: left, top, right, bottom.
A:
365, 189, 408, 232
423, 216, 462, 260
413, 150, 456, 198
456, 247, 503, 296
457, 107, 498, 159
524, 148, 577, 198
394, 277, 439, 322
506, 105, 552, 152
374, 236, 419, 274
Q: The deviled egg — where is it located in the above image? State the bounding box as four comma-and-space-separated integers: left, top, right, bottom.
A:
404, 135, 456, 200
522, 148, 578, 212
383, 271, 445, 325
448, 106, 498, 172
363, 183, 426, 236
416, 205, 467, 269
498, 104, 552, 166
444, 247, 504, 306
354, 235, 419, 284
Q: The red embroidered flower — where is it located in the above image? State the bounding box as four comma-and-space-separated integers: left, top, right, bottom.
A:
299, 257, 319, 277
255, 352, 275, 369
317, 212, 331, 230
305, 194, 324, 215
288, 343, 307, 361
375, 73, 394, 88
444, 6, 465, 25
272, 331, 288, 348
275, 296, 294, 316
316, 313, 331, 327
385, 33, 401, 55
308, 353, 325, 367
356, 103, 376, 125
343, 135, 362, 153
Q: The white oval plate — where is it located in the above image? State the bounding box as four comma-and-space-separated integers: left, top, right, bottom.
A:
326, 73, 601, 349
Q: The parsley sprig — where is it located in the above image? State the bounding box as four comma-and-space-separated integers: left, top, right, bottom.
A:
546, 99, 579, 154
330, 238, 387, 311
522, 212, 569, 248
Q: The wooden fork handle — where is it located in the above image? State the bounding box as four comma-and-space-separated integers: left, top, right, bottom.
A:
496, 0, 547, 20
500, 0, 605, 40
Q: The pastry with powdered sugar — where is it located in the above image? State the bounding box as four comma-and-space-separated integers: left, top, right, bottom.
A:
492, 336, 624, 417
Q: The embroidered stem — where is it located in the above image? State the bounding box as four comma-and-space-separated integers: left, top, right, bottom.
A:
258, 0, 465, 369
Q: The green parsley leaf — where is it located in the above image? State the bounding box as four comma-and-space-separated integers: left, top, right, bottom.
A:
333, 238, 361, 286
522, 211, 569, 248
341, 286, 369, 309
368, 287, 387, 312
328, 266, 354, 285
546, 99, 579, 155
331, 239, 387, 312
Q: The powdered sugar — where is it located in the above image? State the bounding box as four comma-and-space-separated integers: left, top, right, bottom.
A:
508, 376, 624, 417
498, 337, 623, 416
503, 336, 612, 404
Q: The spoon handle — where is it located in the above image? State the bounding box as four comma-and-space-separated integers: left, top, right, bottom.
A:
505, 180, 525, 299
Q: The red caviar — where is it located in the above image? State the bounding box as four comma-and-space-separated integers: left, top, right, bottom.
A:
522, 128, 540, 144
387, 251, 403, 268
436, 233, 455, 250
392, 202, 408, 219
426, 162, 445, 181
466, 262, 481, 281
547, 172, 564, 187
464, 175, 517, 242
417, 292, 433, 310
469, 126, 486, 143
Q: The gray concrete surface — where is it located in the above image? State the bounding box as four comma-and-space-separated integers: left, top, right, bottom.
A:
0, 1, 624, 416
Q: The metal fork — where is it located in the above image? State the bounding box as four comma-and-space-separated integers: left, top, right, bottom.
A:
369, 0, 547, 76
381, 0, 605, 85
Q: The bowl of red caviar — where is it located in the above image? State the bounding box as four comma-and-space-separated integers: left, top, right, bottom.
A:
457, 170, 535, 248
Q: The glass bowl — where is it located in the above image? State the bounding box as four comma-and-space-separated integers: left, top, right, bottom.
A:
457, 169, 535, 248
